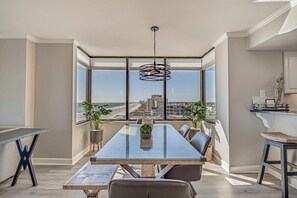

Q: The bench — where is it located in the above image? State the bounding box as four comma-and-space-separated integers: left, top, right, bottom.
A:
63, 162, 118, 198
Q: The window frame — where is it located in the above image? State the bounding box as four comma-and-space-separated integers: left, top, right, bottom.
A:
75, 62, 91, 124
202, 63, 216, 122
78, 55, 206, 123
90, 60, 127, 121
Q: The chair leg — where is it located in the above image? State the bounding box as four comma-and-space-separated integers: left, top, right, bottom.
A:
257, 141, 270, 184
188, 182, 197, 197
281, 145, 288, 198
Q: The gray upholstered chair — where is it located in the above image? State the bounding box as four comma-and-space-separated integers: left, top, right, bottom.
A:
178, 124, 191, 138
136, 119, 142, 124
108, 178, 193, 198
158, 132, 211, 196
136, 118, 156, 124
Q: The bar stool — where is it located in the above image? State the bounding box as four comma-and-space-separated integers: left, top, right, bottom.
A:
257, 132, 297, 198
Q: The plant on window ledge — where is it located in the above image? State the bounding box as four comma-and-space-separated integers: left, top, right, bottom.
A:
82, 101, 112, 152
82, 101, 112, 130
183, 101, 206, 129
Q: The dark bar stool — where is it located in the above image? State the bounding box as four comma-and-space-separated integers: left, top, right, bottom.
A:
257, 132, 297, 198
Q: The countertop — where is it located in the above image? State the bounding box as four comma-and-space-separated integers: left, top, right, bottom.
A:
250, 109, 297, 116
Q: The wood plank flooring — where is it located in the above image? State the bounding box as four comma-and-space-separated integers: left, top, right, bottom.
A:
0, 155, 297, 198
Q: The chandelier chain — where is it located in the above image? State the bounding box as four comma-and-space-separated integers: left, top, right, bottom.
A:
153, 29, 156, 63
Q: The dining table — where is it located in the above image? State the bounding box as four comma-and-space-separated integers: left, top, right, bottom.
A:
90, 124, 205, 178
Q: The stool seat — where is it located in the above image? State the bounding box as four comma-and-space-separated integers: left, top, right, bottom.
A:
261, 132, 297, 144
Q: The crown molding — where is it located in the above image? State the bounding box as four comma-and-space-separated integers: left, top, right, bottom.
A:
212, 33, 228, 47
0, 34, 79, 45
247, 3, 291, 35
291, 0, 297, 7
212, 32, 248, 47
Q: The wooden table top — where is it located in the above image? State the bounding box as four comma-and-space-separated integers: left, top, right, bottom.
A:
0, 128, 47, 145
91, 124, 205, 165
63, 162, 118, 190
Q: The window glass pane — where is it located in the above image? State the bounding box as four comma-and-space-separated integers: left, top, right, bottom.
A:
166, 70, 201, 119
205, 65, 216, 119
129, 59, 164, 120
92, 67, 126, 120
76, 64, 87, 122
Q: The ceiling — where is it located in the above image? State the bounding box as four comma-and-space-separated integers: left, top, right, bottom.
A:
0, 0, 287, 56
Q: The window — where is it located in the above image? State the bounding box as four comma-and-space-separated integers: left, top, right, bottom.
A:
166, 59, 201, 119
129, 59, 164, 120
204, 65, 216, 119
91, 59, 126, 120
76, 64, 88, 122
85, 57, 204, 121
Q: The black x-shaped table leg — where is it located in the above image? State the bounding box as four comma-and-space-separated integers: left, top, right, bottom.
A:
11, 134, 39, 186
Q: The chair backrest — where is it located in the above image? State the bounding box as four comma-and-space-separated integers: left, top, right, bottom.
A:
136, 118, 156, 124
109, 178, 193, 198
178, 124, 190, 138
136, 119, 142, 124
190, 132, 211, 155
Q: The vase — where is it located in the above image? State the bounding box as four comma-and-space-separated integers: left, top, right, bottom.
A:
141, 133, 151, 139
90, 129, 103, 143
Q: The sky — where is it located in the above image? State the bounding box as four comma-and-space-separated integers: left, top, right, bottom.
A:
77, 65, 216, 103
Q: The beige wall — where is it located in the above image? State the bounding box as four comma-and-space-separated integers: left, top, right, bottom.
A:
0, 38, 35, 182
228, 37, 283, 167
0, 39, 27, 126
34, 43, 74, 158
25, 40, 36, 127
214, 39, 230, 166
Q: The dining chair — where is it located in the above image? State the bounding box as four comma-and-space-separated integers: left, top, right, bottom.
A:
158, 131, 211, 197
108, 178, 193, 198
178, 124, 191, 138
136, 118, 156, 124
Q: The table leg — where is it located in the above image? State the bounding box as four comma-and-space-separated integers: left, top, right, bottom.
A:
83, 190, 100, 198
120, 164, 141, 178
11, 134, 39, 186
155, 164, 174, 179
141, 165, 155, 178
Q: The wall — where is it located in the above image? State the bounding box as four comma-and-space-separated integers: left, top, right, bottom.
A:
0, 39, 27, 126
214, 39, 230, 167
34, 43, 74, 159
25, 40, 36, 127
0, 38, 35, 182
228, 37, 283, 168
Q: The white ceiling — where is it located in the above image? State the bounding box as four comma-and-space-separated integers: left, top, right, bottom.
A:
0, 0, 287, 56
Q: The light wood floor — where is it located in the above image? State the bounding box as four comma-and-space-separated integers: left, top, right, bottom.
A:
1, 155, 297, 198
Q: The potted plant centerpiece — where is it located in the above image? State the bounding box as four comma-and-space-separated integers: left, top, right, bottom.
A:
140, 124, 152, 139
82, 101, 112, 150
183, 101, 206, 129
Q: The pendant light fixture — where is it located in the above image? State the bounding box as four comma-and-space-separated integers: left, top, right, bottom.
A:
139, 26, 171, 81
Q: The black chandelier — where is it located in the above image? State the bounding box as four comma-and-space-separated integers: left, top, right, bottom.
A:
139, 26, 171, 81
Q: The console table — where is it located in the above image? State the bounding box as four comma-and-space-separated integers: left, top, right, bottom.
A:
0, 128, 47, 186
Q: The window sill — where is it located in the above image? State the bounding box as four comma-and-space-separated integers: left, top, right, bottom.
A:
76, 120, 90, 126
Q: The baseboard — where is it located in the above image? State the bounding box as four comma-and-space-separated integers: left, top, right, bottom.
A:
269, 169, 297, 190
213, 153, 230, 172
32, 146, 89, 165
72, 146, 89, 165
229, 165, 260, 173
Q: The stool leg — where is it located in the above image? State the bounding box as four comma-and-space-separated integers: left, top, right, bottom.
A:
281, 145, 288, 198
257, 141, 270, 184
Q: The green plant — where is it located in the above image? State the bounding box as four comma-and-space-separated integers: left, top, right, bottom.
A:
140, 124, 152, 134
81, 101, 112, 130
182, 101, 206, 128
